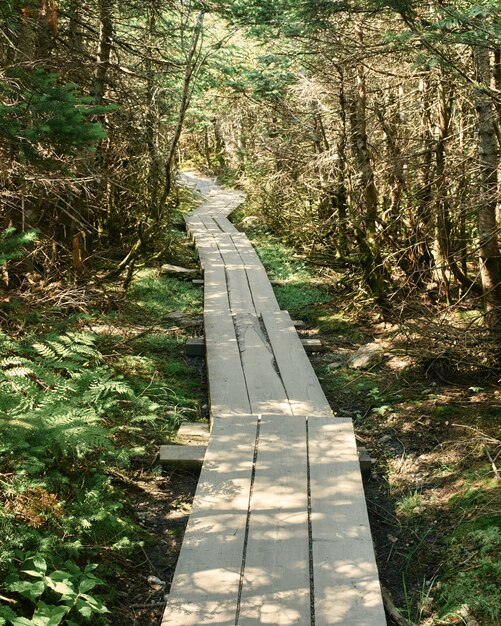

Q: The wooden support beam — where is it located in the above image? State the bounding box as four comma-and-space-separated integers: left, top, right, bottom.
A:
301, 338, 326, 352
186, 336, 325, 356
177, 422, 210, 445
185, 337, 205, 357
358, 446, 374, 477
159, 445, 206, 469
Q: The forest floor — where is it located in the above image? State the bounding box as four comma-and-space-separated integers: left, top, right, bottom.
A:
236, 224, 500, 626
116, 205, 500, 626
2, 190, 498, 626
116, 210, 499, 626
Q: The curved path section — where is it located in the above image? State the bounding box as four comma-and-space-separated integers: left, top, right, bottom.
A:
162, 173, 386, 625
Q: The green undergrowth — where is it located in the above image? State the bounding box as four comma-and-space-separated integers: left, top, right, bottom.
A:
0, 243, 204, 623
234, 217, 501, 625
438, 514, 501, 624
241, 228, 332, 315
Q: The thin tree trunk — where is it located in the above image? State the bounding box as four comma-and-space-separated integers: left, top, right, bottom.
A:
473, 45, 501, 326
68, 0, 83, 53
93, 0, 113, 105
347, 48, 387, 299
15, 1, 36, 63
433, 77, 453, 301
146, 9, 161, 216
159, 10, 205, 209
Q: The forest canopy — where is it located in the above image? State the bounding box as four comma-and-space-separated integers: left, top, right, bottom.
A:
0, 1, 499, 328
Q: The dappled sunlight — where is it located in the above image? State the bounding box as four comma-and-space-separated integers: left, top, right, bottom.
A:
315, 578, 386, 625
239, 589, 310, 625
162, 175, 384, 624
162, 595, 238, 625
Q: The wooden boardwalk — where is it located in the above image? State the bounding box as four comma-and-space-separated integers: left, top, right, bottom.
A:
161, 173, 386, 625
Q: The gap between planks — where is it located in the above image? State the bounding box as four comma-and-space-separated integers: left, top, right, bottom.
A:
162, 416, 386, 626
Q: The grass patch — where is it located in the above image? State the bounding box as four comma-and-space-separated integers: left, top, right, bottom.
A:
128, 268, 202, 318
437, 515, 501, 624
244, 232, 332, 315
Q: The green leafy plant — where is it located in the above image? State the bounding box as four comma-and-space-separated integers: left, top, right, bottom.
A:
0, 229, 38, 268
0, 329, 156, 586
0, 331, 130, 471
1, 554, 108, 625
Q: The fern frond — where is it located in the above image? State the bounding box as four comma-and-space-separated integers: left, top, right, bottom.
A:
0, 356, 32, 368
31, 342, 59, 361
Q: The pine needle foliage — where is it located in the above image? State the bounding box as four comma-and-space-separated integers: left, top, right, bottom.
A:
0, 229, 38, 268
0, 69, 111, 162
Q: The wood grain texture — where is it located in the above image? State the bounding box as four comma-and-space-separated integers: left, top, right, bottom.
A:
205, 310, 251, 417
262, 311, 332, 417
308, 418, 386, 625
234, 312, 293, 416
238, 416, 311, 626
162, 417, 258, 626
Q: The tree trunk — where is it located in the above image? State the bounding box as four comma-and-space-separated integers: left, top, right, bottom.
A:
146, 9, 161, 216
15, 1, 36, 63
473, 45, 501, 326
93, 0, 113, 105
347, 52, 387, 300
433, 77, 453, 301
68, 0, 83, 54
159, 10, 205, 209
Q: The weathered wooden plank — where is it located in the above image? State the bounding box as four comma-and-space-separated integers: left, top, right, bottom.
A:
308, 418, 386, 625
198, 231, 252, 417
199, 214, 280, 313
159, 445, 206, 468
234, 312, 293, 416
190, 229, 222, 271
200, 216, 225, 235
262, 311, 332, 417
162, 416, 258, 626
245, 269, 281, 313
203, 265, 230, 314
230, 235, 281, 313
226, 266, 256, 314
211, 233, 257, 313
205, 311, 251, 417
213, 215, 238, 233
238, 415, 311, 625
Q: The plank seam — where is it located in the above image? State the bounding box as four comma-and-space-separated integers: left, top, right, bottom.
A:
235, 415, 261, 625
231, 312, 254, 414
257, 314, 283, 378
257, 313, 300, 412
306, 417, 316, 626
229, 232, 259, 314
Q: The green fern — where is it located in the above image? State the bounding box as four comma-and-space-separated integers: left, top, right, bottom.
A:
0, 332, 141, 471
0, 228, 37, 267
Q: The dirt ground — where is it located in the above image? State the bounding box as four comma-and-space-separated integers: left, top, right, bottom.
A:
112, 463, 200, 626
